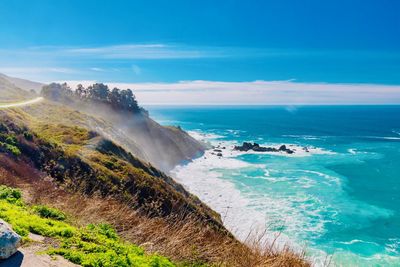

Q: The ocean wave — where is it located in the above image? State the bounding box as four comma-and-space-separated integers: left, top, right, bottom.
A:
337, 239, 380, 246
225, 129, 246, 136
295, 169, 342, 186
330, 251, 400, 267
171, 150, 332, 257
380, 136, 400, 140
259, 176, 293, 183
187, 130, 225, 141
385, 238, 400, 255
181, 128, 398, 266
282, 134, 325, 140
348, 148, 357, 154
173, 149, 335, 239
359, 135, 400, 141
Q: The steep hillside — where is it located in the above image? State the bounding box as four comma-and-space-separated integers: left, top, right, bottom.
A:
0, 73, 37, 102
0, 73, 43, 93
0, 76, 206, 171
40, 82, 207, 171
0, 109, 222, 227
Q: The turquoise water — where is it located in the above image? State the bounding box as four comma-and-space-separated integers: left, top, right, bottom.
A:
147, 105, 400, 266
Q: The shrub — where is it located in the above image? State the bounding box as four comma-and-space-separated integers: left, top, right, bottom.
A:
23, 131, 34, 141
5, 136, 17, 145
5, 144, 21, 156
33, 205, 66, 221
0, 185, 22, 204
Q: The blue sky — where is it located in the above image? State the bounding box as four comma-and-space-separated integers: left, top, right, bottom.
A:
0, 0, 400, 104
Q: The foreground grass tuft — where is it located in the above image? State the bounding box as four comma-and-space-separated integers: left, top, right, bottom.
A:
33, 205, 66, 221
0, 185, 175, 267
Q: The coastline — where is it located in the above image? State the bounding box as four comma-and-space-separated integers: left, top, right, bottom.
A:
171, 130, 317, 260
170, 128, 400, 266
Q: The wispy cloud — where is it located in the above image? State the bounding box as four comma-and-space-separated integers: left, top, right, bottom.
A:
90, 67, 105, 72
0, 43, 226, 60
0, 67, 75, 75
66, 44, 216, 59
62, 80, 400, 105
0, 44, 225, 81
4, 43, 370, 61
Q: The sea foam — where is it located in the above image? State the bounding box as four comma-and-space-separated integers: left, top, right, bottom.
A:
171, 129, 399, 266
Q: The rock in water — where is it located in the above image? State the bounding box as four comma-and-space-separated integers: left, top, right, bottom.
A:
234, 142, 295, 154
0, 219, 21, 259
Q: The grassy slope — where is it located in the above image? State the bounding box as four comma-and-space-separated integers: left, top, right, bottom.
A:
0, 185, 174, 267
0, 74, 37, 102
0, 107, 222, 227
19, 101, 149, 161
0, 73, 43, 93
36, 96, 206, 171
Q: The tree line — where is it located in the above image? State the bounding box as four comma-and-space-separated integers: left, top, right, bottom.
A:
41, 83, 147, 114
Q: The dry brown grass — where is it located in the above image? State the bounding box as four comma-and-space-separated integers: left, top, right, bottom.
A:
0, 157, 310, 267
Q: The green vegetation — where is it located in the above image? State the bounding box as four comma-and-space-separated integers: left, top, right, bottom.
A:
41, 82, 147, 115
0, 115, 220, 223
33, 205, 66, 221
0, 74, 36, 102
0, 185, 22, 204
0, 185, 175, 267
0, 132, 21, 156
35, 123, 98, 155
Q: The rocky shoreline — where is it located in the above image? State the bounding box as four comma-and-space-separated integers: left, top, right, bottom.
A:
208, 142, 313, 157
234, 142, 298, 154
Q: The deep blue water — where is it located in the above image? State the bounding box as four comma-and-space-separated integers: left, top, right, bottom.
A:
147, 105, 400, 266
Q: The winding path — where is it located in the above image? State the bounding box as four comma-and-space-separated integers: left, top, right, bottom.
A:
0, 97, 43, 109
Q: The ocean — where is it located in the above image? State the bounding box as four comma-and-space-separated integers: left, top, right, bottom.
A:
146, 105, 400, 266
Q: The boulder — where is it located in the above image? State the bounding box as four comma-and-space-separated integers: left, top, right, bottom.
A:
278, 145, 295, 154
0, 219, 21, 259
234, 142, 255, 151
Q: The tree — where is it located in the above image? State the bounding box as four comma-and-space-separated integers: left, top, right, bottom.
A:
110, 88, 121, 109
90, 83, 109, 102
41, 82, 144, 114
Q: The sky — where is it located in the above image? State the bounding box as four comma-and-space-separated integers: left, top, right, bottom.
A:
0, 0, 400, 104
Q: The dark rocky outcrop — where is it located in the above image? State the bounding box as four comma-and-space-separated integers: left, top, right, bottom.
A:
234, 142, 295, 154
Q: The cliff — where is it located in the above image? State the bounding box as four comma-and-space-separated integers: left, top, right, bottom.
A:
0, 74, 221, 227
39, 82, 206, 171
0, 110, 222, 228
0, 74, 309, 266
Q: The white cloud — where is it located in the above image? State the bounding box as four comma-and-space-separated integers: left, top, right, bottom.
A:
90, 67, 105, 72
63, 44, 222, 59
60, 80, 400, 105
0, 43, 227, 61
0, 67, 75, 74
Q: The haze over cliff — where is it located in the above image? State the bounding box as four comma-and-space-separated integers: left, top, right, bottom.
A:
0, 73, 308, 266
